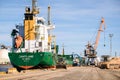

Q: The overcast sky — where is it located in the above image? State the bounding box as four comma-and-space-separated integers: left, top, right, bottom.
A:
0, 0, 120, 57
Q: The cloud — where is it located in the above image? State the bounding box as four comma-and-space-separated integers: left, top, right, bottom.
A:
50, 0, 120, 21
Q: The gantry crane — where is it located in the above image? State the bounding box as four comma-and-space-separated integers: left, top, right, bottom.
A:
84, 17, 106, 65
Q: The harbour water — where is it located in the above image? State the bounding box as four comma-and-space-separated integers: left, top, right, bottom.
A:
0, 64, 13, 72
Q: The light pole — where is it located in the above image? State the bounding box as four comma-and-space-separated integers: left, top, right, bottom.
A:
62, 43, 65, 55
109, 34, 113, 56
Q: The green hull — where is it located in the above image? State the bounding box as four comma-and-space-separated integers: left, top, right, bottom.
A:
57, 54, 73, 66
8, 52, 56, 70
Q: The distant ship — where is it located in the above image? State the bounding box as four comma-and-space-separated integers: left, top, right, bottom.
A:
8, 0, 58, 71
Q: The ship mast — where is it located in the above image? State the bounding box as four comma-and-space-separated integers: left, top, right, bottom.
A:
48, 6, 51, 25
32, 0, 39, 15
48, 6, 52, 51
47, 5, 56, 53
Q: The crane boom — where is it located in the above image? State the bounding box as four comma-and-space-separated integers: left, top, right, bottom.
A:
94, 17, 106, 50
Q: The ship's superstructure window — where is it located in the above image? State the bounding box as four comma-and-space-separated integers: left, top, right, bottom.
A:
25, 14, 33, 20
37, 20, 44, 24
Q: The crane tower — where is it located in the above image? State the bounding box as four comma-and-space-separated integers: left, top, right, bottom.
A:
84, 17, 106, 65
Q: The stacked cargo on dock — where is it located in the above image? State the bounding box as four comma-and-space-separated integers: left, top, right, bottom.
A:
100, 57, 120, 69
0, 49, 10, 64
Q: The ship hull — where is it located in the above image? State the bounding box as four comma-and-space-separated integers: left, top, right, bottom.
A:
57, 54, 73, 66
8, 52, 56, 70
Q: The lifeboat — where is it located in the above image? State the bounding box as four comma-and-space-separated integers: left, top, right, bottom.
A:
15, 36, 23, 48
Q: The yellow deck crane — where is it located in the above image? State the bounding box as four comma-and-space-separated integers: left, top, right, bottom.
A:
84, 17, 106, 65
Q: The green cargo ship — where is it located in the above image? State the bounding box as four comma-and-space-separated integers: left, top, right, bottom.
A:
9, 0, 57, 70
9, 52, 57, 69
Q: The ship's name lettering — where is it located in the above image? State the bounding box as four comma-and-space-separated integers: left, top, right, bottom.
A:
19, 55, 33, 62
19, 55, 33, 58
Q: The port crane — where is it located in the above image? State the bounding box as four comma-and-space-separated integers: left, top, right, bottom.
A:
84, 17, 106, 65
